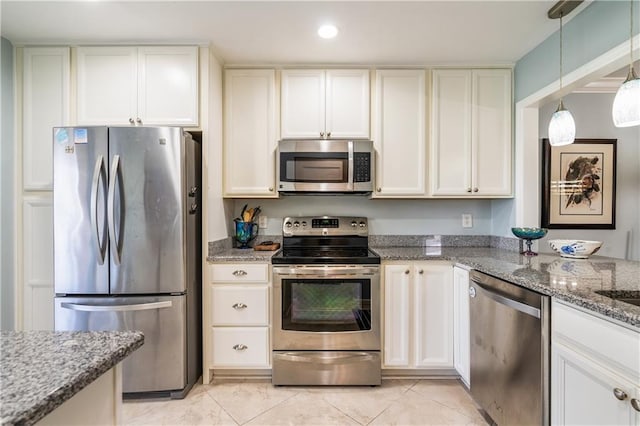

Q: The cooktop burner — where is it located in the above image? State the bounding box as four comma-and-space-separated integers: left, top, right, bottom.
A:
272, 216, 380, 265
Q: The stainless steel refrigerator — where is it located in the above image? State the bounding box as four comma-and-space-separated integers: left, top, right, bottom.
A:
53, 126, 201, 399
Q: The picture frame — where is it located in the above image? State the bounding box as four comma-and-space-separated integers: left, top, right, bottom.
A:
541, 138, 616, 229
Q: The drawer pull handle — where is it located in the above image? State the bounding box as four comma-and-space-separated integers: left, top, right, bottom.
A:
613, 388, 628, 401
232, 303, 247, 310
631, 398, 640, 412
232, 270, 247, 277
404, 270, 410, 274
233, 344, 248, 351
418, 269, 424, 274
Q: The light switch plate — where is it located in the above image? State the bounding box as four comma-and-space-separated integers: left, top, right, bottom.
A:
258, 215, 268, 229
462, 214, 473, 228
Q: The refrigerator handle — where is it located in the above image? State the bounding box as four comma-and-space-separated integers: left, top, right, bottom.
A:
107, 155, 122, 265
90, 155, 108, 265
60, 301, 173, 312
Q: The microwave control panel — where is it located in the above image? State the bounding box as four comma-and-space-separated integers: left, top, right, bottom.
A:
354, 153, 371, 182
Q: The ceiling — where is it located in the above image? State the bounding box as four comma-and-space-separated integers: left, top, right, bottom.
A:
0, 0, 591, 66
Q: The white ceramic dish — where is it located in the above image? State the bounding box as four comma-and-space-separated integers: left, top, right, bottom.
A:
548, 239, 603, 259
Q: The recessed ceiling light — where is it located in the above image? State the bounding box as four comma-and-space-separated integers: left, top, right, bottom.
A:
318, 24, 338, 39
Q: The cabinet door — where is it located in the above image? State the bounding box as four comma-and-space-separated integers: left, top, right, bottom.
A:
453, 266, 470, 386
552, 342, 638, 426
430, 69, 472, 196
413, 263, 453, 368
223, 69, 278, 197
472, 69, 512, 196
22, 47, 70, 190
76, 46, 137, 125
325, 69, 370, 138
281, 69, 325, 139
22, 195, 54, 330
373, 70, 426, 197
383, 264, 412, 367
137, 46, 198, 126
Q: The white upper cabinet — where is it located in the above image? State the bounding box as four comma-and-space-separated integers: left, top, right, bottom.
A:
22, 47, 70, 190
223, 69, 278, 197
281, 69, 369, 139
430, 68, 512, 197
76, 46, 198, 126
373, 69, 426, 197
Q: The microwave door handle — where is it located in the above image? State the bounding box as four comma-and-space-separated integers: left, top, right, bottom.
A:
348, 140, 354, 190
60, 301, 172, 312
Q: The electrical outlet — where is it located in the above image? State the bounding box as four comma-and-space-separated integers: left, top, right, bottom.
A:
258, 215, 268, 229
462, 214, 473, 228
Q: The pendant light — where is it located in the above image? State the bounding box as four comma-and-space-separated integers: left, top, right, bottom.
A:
612, 0, 640, 128
548, 12, 576, 146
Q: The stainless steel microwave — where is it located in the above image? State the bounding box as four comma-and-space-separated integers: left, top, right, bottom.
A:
277, 139, 374, 194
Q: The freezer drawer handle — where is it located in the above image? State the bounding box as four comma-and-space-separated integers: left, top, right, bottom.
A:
90, 155, 108, 265
233, 344, 248, 351
60, 301, 173, 312
232, 270, 247, 277
107, 155, 124, 265
232, 303, 247, 310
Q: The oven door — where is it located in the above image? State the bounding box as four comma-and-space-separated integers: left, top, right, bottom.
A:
272, 265, 380, 351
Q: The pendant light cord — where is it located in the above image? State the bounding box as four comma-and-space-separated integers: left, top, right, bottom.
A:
630, 0, 634, 75
560, 13, 564, 97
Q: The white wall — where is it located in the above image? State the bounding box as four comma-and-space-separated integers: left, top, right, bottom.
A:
538, 92, 640, 260
230, 197, 493, 236
1, 37, 16, 330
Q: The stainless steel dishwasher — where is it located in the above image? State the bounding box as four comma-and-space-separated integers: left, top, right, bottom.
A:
469, 270, 550, 426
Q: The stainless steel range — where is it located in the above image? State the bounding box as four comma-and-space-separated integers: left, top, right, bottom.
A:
271, 216, 381, 386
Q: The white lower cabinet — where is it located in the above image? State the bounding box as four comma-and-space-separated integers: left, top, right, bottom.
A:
551, 300, 640, 425
383, 262, 453, 369
452, 266, 470, 387
204, 263, 271, 383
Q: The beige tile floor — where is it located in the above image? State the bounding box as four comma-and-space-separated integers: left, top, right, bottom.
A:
122, 378, 488, 426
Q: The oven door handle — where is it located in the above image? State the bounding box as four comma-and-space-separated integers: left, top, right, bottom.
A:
273, 266, 379, 277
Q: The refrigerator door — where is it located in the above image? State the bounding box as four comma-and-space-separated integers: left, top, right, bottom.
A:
54, 295, 187, 394
53, 127, 109, 294
108, 127, 186, 294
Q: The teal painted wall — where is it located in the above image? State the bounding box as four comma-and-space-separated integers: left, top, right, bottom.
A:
515, 0, 640, 102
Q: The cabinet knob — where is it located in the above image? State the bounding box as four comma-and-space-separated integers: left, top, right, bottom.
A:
418, 269, 424, 274
189, 203, 198, 214
613, 388, 628, 401
631, 398, 640, 412
269, 187, 274, 192
473, 188, 479, 193
129, 118, 135, 124
232, 270, 247, 277
377, 188, 382, 192
232, 344, 248, 351
232, 302, 247, 310
320, 132, 325, 138
467, 188, 472, 193
188, 186, 198, 197
327, 132, 331, 138
404, 270, 410, 275
136, 117, 142, 124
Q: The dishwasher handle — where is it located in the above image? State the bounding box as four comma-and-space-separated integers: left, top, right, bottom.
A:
470, 280, 541, 319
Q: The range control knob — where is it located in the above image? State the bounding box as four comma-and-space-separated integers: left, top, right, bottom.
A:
293, 221, 300, 228
359, 221, 366, 228
301, 221, 307, 227
351, 221, 358, 228
285, 222, 292, 228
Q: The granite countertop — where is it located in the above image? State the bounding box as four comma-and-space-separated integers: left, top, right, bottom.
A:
1, 330, 144, 425
207, 248, 278, 262
373, 246, 640, 330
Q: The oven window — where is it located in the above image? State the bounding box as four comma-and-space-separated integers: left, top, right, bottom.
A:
281, 279, 371, 332
280, 152, 348, 183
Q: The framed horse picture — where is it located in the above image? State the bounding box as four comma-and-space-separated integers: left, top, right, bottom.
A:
541, 138, 617, 229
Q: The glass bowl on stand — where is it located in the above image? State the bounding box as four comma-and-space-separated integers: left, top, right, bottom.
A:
511, 227, 548, 256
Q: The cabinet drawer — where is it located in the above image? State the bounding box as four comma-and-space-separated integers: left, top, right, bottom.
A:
211, 286, 269, 326
552, 300, 640, 380
211, 327, 270, 367
211, 263, 268, 283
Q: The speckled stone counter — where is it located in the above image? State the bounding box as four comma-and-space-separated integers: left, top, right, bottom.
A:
373, 246, 640, 330
208, 248, 277, 262
1, 330, 144, 425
